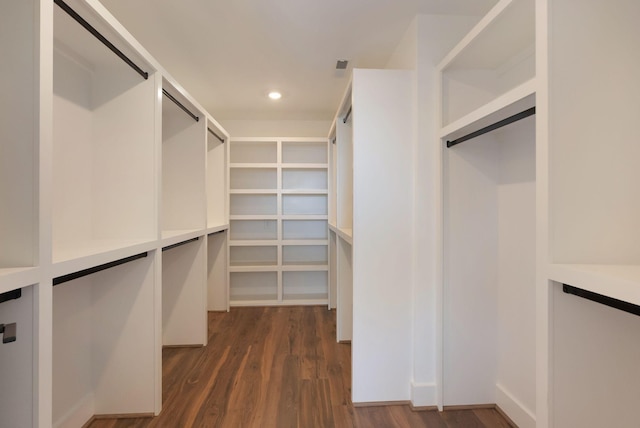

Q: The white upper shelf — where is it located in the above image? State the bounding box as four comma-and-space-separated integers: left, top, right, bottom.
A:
549, 264, 640, 307
438, 0, 535, 72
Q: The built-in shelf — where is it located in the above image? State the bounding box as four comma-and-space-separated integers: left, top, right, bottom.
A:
329, 224, 353, 245
548, 264, 640, 307
0, 268, 40, 295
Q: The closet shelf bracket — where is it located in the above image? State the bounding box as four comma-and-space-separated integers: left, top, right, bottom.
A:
0, 323, 17, 344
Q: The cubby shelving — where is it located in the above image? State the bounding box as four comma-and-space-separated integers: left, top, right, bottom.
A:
438, 1, 536, 426
228, 138, 329, 306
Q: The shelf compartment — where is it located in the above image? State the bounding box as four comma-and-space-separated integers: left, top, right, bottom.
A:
282, 168, 327, 190
207, 121, 227, 228
282, 194, 327, 216
439, 0, 535, 127
282, 141, 328, 164
230, 220, 277, 241
230, 141, 277, 164
283, 220, 328, 240
230, 168, 277, 190
230, 271, 278, 302
53, 252, 156, 425
0, 284, 35, 428
1, 0, 38, 271
162, 79, 206, 233
283, 245, 328, 266
283, 271, 328, 301
52, 5, 157, 263
230, 194, 277, 216
230, 246, 278, 267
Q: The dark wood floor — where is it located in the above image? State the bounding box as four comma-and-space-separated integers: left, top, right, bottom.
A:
88, 306, 513, 427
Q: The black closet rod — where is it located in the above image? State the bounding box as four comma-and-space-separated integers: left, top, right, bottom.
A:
53, 252, 148, 286
208, 230, 226, 236
163, 89, 199, 122
343, 106, 352, 124
563, 284, 640, 317
0, 289, 21, 305
208, 127, 225, 143
162, 237, 199, 252
53, 0, 149, 80
331, 137, 336, 145
446, 107, 536, 148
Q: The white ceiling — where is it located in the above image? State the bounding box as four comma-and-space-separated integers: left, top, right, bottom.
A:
99, 0, 496, 121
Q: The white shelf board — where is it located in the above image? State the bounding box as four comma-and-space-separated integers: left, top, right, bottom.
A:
328, 224, 353, 245
230, 298, 327, 307
282, 240, 328, 246
439, 79, 536, 142
0, 267, 40, 294
438, 0, 535, 71
52, 238, 158, 278
229, 240, 279, 247
281, 163, 328, 169
229, 189, 278, 194
282, 294, 329, 304
230, 215, 279, 221
229, 265, 279, 273
161, 229, 203, 248
282, 264, 329, 271
206, 223, 229, 235
282, 215, 328, 221
229, 297, 279, 307
281, 189, 328, 195
548, 264, 640, 307
229, 163, 277, 169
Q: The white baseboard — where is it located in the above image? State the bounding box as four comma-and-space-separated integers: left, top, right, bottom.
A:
496, 383, 536, 428
410, 381, 437, 408
54, 393, 94, 428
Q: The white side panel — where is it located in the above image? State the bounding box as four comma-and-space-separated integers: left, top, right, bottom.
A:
336, 237, 352, 342
207, 132, 226, 227
351, 69, 414, 402
207, 232, 228, 311
163, 239, 207, 346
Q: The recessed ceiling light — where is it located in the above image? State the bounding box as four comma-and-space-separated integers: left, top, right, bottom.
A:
268, 91, 282, 100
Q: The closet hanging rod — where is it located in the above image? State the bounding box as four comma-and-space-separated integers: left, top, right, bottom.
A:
446, 107, 536, 148
53, 252, 148, 286
162, 237, 199, 252
331, 137, 336, 145
563, 284, 640, 317
208, 230, 226, 236
208, 128, 225, 143
343, 106, 352, 124
0, 288, 21, 305
163, 89, 199, 122
0, 323, 17, 344
53, 0, 149, 80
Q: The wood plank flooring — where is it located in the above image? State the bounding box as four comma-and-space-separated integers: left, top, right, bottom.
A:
88, 306, 513, 428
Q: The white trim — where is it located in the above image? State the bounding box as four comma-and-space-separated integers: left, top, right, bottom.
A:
496, 383, 536, 428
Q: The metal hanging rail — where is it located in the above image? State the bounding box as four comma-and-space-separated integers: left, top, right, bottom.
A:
162, 237, 199, 252
563, 284, 640, 317
53, 252, 148, 286
208, 127, 225, 143
207, 230, 226, 236
53, 0, 149, 80
446, 107, 536, 148
343, 106, 353, 124
0, 289, 21, 305
163, 89, 200, 122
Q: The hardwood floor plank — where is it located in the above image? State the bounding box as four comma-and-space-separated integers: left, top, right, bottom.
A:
86, 307, 514, 428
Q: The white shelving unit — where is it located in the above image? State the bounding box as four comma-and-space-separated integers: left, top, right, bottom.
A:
1, 0, 230, 425
328, 69, 414, 404
539, 0, 640, 426
438, 1, 536, 427
228, 138, 329, 306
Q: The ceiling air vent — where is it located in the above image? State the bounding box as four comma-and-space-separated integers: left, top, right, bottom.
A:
336, 60, 348, 70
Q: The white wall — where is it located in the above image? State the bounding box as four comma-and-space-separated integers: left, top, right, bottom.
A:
386, 14, 480, 407
219, 119, 331, 138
